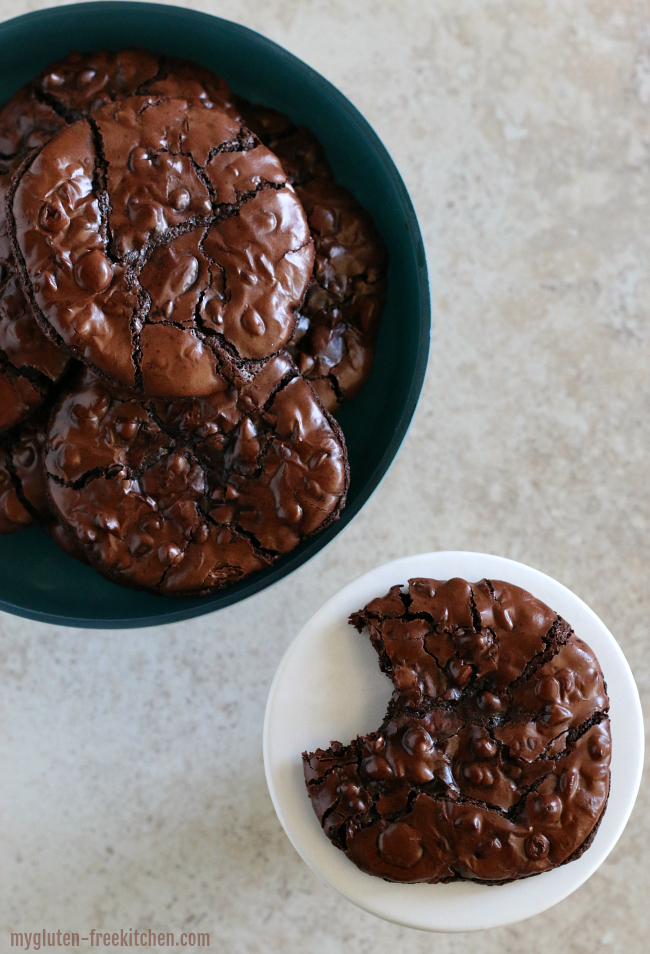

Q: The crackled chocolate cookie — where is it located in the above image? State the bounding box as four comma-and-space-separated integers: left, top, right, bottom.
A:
0, 49, 241, 427
0, 48, 238, 161
0, 424, 34, 533
240, 103, 388, 411
0, 406, 88, 560
239, 103, 332, 187
289, 180, 387, 412
9, 95, 314, 397
44, 355, 348, 595
303, 577, 610, 884
0, 162, 69, 432
0, 240, 70, 432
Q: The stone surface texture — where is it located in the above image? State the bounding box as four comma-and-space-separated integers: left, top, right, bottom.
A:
1, 1, 649, 951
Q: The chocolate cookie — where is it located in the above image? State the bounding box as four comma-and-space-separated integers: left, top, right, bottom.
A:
44, 355, 348, 595
0, 242, 70, 432
0, 405, 89, 560
9, 95, 314, 397
303, 577, 610, 884
0, 49, 238, 160
290, 179, 387, 412
0, 162, 70, 432
0, 424, 35, 533
240, 103, 388, 411
0, 49, 240, 428
239, 103, 332, 187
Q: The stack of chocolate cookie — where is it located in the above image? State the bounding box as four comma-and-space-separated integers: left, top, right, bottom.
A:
0, 50, 387, 595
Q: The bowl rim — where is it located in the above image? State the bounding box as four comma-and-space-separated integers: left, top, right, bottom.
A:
0, 1, 431, 628
263, 550, 644, 932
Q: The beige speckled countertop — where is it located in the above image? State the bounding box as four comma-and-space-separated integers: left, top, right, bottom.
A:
1, 1, 648, 951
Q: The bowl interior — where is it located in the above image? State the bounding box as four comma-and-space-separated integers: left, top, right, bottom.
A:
0, 2, 430, 627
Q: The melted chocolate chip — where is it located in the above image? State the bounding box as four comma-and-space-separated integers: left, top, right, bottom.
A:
74, 249, 113, 293
378, 823, 424, 869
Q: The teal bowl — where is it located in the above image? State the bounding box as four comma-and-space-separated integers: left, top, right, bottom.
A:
0, 2, 430, 627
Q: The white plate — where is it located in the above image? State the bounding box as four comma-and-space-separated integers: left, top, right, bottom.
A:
263, 552, 644, 932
